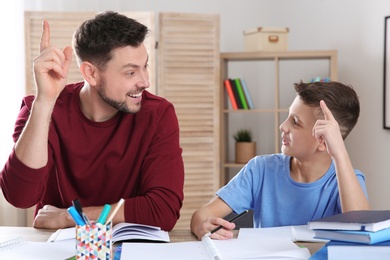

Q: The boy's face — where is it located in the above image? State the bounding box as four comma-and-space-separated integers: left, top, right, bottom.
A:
279, 96, 321, 160
95, 44, 150, 114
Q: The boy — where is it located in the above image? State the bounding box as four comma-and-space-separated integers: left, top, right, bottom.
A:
191, 81, 369, 240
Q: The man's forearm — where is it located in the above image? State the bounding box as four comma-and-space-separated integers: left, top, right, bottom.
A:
15, 99, 54, 168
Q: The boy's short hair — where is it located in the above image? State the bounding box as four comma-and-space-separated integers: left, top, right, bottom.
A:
72, 11, 149, 70
294, 81, 360, 140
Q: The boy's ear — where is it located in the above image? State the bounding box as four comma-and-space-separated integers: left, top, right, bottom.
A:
79, 61, 98, 86
317, 138, 327, 152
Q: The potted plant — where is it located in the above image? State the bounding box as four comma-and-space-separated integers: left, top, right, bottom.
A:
233, 129, 256, 163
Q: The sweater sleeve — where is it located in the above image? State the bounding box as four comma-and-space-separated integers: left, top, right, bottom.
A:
0, 150, 51, 208
0, 96, 52, 208
123, 102, 184, 231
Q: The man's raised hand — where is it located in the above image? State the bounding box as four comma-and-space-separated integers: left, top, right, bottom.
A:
33, 20, 73, 102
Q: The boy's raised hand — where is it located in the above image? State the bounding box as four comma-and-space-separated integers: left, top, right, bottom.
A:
312, 100, 346, 157
33, 20, 73, 103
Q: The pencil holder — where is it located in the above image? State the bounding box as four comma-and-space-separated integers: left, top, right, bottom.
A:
76, 221, 112, 260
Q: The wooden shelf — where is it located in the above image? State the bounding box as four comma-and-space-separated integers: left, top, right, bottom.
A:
223, 108, 289, 113
219, 50, 338, 185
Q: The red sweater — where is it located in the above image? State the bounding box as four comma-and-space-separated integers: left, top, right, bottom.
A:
0, 83, 184, 231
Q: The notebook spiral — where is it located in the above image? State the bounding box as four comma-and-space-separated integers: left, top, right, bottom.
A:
0, 237, 25, 251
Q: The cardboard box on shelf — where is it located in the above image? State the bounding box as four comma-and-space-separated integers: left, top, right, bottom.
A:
243, 27, 289, 52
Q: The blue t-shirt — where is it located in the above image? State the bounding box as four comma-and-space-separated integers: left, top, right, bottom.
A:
217, 154, 368, 228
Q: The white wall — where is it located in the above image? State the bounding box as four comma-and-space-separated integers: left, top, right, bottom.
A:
0, 1, 26, 225
14, 0, 390, 220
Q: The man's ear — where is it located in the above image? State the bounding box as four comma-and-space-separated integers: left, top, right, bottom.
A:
80, 62, 98, 86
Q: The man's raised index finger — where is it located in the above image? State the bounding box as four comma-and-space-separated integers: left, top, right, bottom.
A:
39, 20, 50, 52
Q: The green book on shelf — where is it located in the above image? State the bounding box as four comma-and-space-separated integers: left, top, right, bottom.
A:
234, 78, 249, 109
229, 79, 244, 109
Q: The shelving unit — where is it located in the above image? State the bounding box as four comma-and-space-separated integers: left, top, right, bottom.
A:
219, 50, 338, 185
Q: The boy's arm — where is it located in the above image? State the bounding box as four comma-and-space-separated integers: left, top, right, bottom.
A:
332, 146, 369, 212
313, 100, 369, 212
190, 196, 235, 240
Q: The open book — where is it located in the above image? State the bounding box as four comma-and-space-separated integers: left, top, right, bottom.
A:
48, 222, 170, 243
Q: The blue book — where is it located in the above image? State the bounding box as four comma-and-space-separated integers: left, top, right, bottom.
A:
314, 227, 390, 244
239, 78, 254, 109
327, 240, 390, 260
310, 240, 390, 260
308, 210, 390, 232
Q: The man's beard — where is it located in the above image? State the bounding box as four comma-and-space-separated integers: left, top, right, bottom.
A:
97, 80, 141, 114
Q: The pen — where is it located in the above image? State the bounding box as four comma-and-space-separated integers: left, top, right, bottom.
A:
80, 212, 91, 225
204, 210, 249, 237
105, 198, 125, 224
67, 206, 86, 225
72, 199, 83, 216
72, 199, 91, 225
97, 204, 112, 224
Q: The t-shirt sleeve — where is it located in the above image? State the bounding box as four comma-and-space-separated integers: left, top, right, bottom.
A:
216, 156, 264, 214
356, 170, 369, 200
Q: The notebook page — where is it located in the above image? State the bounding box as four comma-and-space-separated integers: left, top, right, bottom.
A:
121, 240, 210, 260
0, 240, 74, 260
121, 237, 310, 260
238, 225, 328, 242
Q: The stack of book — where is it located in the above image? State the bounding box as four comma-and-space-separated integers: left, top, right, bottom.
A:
224, 78, 254, 110
308, 210, 390, 260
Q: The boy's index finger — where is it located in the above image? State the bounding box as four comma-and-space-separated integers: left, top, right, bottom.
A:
319, 100, 334, 121
39, 20, 50, 52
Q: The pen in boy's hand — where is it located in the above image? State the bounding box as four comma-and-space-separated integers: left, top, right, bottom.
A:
204, 210, 249, 237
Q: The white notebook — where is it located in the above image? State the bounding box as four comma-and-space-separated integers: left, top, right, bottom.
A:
120, 237, 310, 260
0, 237, 74, 260
238, 225, 328, 242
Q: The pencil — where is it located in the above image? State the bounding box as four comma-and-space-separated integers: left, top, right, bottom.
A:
105, 198, 125, 224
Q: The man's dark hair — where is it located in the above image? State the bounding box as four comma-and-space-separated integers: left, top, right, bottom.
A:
73, 11, 149, 70
294, 81, 360, 140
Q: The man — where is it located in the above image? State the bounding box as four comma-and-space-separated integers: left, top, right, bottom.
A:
0, 11, 184, 231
